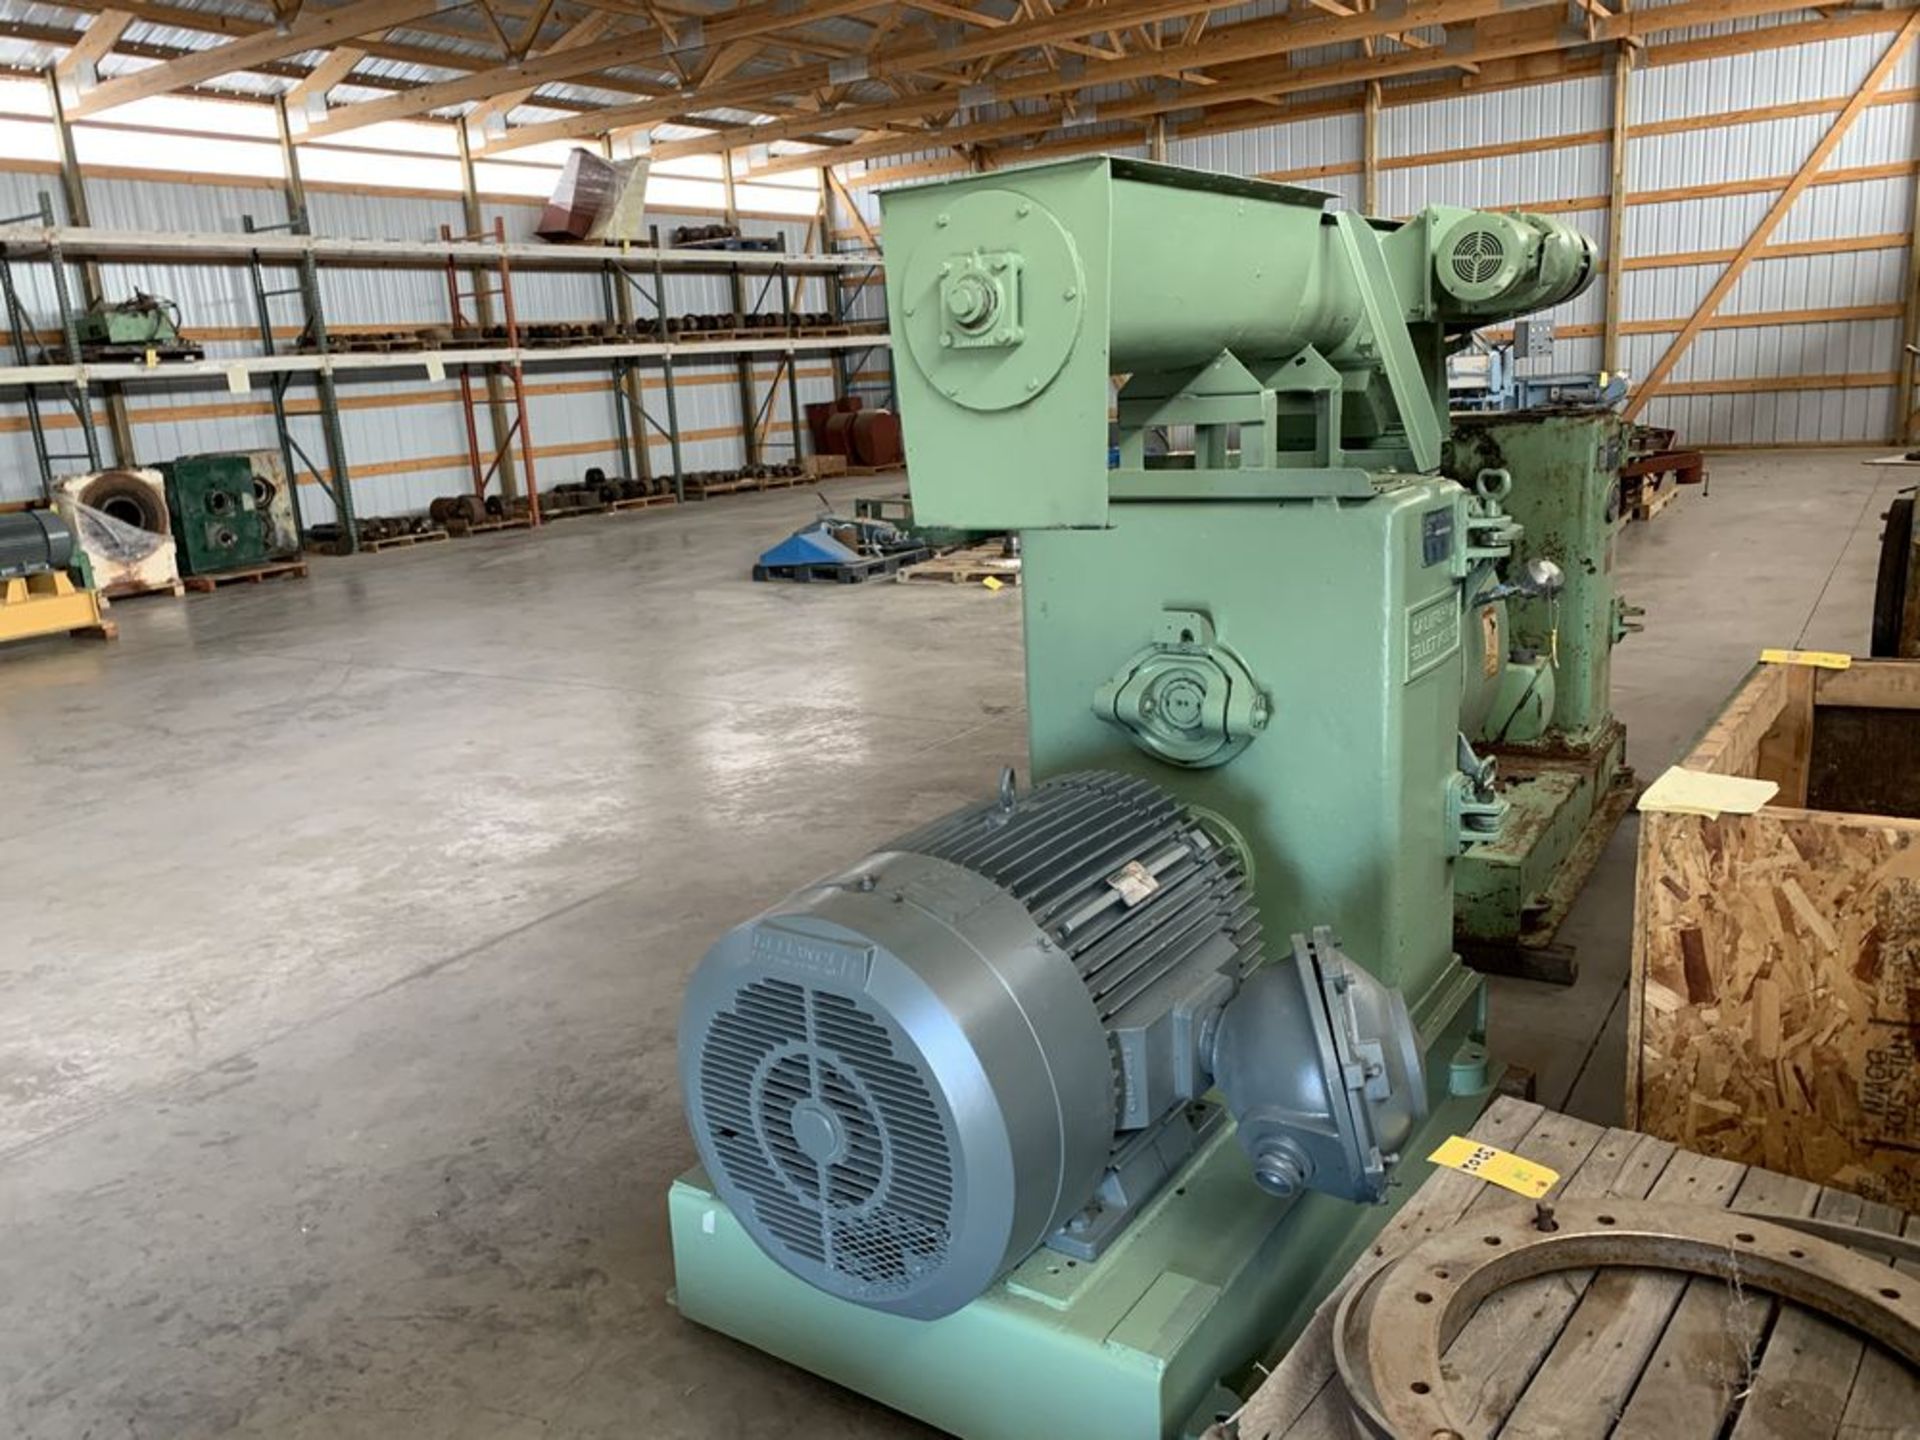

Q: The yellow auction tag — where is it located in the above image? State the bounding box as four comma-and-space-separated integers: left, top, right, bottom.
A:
144, 347, 158, 368
981, 576, 1003, 591
1760, 647, 1852, 670
1428, 1135, 1559, 1198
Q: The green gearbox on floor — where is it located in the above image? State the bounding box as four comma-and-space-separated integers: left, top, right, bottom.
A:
669, 155, 1599, 1439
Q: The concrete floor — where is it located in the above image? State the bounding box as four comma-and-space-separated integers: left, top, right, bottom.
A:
0, 450, 1901, 1437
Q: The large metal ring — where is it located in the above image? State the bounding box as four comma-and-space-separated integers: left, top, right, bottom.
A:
1341, 1199, 1920, 1437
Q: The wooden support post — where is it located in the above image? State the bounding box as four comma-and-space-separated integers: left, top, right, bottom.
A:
44, 70, 134, 469
1148, 114, 1169, 162
722, 148, 761, 469
456, 123, 520, 500
1625, 10, 1920, 421
1361, 79, 1380, 215
1901, 97, 1920, 444
1602, 49, 1632, 376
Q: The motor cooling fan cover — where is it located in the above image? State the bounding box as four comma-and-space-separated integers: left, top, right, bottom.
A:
679, 850, 1113, 1321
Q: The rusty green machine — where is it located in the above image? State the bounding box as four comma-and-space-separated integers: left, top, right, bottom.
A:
1446, 411, 1640, 978
668, 157, 1595, 1440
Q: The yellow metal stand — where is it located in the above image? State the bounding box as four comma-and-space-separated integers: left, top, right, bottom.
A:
0, 572, 115, 646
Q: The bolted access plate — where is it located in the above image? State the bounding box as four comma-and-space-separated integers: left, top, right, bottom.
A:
899, 187, 1086, 413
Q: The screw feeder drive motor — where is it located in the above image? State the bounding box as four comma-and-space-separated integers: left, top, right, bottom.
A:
669, 157, 1594, 1440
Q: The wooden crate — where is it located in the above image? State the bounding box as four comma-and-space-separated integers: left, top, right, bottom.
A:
1222, 1096, 1918, 1440
1628, 658, 1920, 1211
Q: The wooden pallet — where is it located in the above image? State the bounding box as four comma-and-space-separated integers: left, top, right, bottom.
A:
1622, 470, 1680, 522
182, 559, 309, 592
898, 541, 1020, 586
100, 577, 185, 601
445, 516, 533, 537
608, 492, 678, 511
352, 529, 450, 552
687, 478, 759, 499
1220, 1095, 1918, 1440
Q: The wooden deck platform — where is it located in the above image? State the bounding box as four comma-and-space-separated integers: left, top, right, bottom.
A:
1219, 1095, 1917, 1439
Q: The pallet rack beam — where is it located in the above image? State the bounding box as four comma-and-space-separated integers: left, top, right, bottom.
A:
0, 224, 881, 274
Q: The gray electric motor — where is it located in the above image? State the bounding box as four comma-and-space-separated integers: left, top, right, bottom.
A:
679, 770, 1425, 1321
0, 510, 76, 580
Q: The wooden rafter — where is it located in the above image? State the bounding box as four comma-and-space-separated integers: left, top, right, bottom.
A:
53, 9, 130, 85
473, 0, 1262, 153
69, 0, 452, 117
1622, 8, 1920, 419
460, 10, 613, 137
281, 43, 366, 118
738, 0, 1838, 177
621, 0, 1611, 162
296, 0, 887, 141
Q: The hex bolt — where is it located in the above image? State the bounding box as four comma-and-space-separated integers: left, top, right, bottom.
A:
1533, 1202, 1559, 1233
1063, 287, 1077, 300
1026, 378, 1040, 391
1016, 203, 1031, 218
940, 334, 953, 348
936, 213, 950, 227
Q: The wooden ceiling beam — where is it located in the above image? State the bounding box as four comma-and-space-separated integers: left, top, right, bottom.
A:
281, 43, 366, 117
651, 0, 1577, 163
70, 0, 454, 117
472, 0, 1262, 153
459, 8, 612, 136
54, 9, 130, 83
745, 0, 1869, 175
296, 0, 889, 141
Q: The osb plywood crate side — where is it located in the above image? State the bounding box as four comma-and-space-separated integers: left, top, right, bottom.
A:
1628, 662, 1920, 1210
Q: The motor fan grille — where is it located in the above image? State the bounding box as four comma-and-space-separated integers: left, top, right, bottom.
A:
1451, 229, 1506, 286
697, 977, 955, 1301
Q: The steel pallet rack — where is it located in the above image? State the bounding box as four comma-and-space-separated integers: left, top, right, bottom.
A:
243, 211, 355, 551
0, 218, 889, 532
0, 192, 102, 496
441, 217, 541, 525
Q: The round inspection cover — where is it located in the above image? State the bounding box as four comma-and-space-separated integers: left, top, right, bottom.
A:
77, 470, 170, 535
899, 188, 1086, 413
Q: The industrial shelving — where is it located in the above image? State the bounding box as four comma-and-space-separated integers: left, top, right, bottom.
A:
0, 208, 892, 552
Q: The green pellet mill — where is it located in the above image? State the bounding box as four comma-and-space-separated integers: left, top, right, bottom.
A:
1446, 410, 1641, 978
668, 157, 1595, 1440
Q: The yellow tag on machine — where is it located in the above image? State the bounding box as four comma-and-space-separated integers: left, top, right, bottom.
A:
1428, 1135, 1560, 1197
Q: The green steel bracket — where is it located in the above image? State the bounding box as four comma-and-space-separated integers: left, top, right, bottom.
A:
1446, 733, 1506, 851
1611, 595, 1646, 644
1094, 608, 1270, 768
1455, 469, 1522, 582
1330, 211, 1441, 474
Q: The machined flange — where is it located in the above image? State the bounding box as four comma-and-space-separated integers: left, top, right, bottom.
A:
1333, 1198, 1920, 1438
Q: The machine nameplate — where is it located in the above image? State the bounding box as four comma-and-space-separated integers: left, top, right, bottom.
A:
749, 925, 873, 986
1421, 507, 1454, 567
1406, 593, 1461, 683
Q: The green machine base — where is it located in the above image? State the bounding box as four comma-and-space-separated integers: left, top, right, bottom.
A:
1455, 722, 1634, 979
669, 999, 1496, 1440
